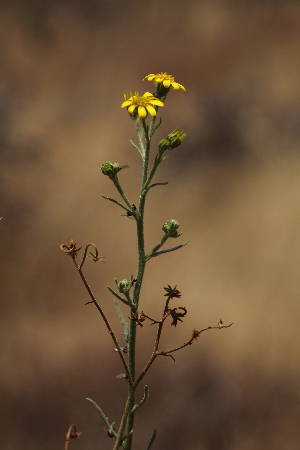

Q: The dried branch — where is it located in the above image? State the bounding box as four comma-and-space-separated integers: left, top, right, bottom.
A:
156, 321, 234, 358
60, 240, 132, 385
134, 299, 233, 390
64, 424, 82, 450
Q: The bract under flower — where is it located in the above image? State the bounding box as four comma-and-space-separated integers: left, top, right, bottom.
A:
121, 91, 164, 119
143, 72, 186, 92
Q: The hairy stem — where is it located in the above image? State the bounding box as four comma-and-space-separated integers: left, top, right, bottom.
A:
122, 116, 156, 450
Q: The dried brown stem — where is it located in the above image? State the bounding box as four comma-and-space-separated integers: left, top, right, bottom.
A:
74, 259, 132, 384
61, 240, 131, 384
79, 243, 104, 269
134, 296, 173, 388
64, 424, 82, 450
134, 320, 233, 389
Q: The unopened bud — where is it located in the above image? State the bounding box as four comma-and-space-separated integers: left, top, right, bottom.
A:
117, 279, 130, 294
158, 128, 186, 154
167, 128, 186, 149
101, 162, 122, 179
162, 219, 182, 238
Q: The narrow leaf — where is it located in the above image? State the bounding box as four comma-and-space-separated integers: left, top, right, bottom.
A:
107, 286, 130, 306
147, 182, 169, 192
130, 140, 143, 156
146, 428, 157, 450
86, 398, 117, 439
151, 241, 189, 259
114, 300, 129, 342
131, 385, 149, 413
101, 195, 129, 213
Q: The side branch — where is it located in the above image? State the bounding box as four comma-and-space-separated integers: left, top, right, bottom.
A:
157, 321, 234, 357
134, 319, 233, 389
76, 263, 132, 384
65, 424, 82, 450
60, 240, 132, 384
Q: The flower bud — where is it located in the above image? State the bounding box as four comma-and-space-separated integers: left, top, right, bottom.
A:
167, 128, 186, 149
162, 219, 182, 238
117, 279, 130, 294
158, 128, 186, 154
101, 162, 122, 179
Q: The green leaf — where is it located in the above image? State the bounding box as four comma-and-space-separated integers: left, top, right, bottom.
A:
146, 428, 157, 450
114, 300, 129, 342
86, 398, 117, 439
107, 286, 130, 306
131, 385, 149, 413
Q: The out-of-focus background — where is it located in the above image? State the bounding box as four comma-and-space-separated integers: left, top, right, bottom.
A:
1, 1, 300, 449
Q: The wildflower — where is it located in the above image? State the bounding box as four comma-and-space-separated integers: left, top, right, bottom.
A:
143, 72, 186, 92
121, 91, 164, 119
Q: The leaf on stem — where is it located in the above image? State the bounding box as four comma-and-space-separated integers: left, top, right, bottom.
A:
130, 140, 143, 156
131, 385, 149, 413
107, 286, 131, 306
114, 300, 129, 342
146, 181, 169, 193
100, 195, 130, 214
147, 241, 188, 261
146, 428, 157, 450
86, 398, 117, 439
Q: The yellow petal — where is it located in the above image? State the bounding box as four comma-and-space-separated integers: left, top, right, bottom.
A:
121, 100, 133, 108
128, 105, 136, 115
171, 82, 180, 91
163, 80, 171, 88
145, 105, 157, 116
143, 74, 155, 81
138, 106, 147, 119
150, 99, 164, 107
143, 91, 155, 98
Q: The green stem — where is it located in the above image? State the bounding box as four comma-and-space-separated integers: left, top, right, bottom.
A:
113, 176, 132, 209
122, 116, 156, 450
113, 390, 135, 450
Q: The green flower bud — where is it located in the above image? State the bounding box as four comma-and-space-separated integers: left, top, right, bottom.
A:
158, 139, 170, 152
117, 279, 130, 294
162, 219, 182, 238
167, 128, 186, 149
158, 129, 186, 155
101, 162, 122, 179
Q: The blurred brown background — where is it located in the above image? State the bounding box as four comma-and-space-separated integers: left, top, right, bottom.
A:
1, 1, 300, 449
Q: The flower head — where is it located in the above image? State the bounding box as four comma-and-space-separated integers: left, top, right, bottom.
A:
121, 91, 164, 119
101, 161, 122, 180
143, 72, 186, 93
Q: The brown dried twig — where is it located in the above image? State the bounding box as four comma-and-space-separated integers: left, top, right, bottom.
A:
64, 424, 82, 450
60, 240, 132, 385
133, 286, 233, 389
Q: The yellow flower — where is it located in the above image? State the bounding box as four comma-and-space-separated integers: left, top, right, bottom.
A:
143, 72, 186, 92
121, 91, 164, 119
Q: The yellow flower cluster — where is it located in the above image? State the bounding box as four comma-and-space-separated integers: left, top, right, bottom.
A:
121, 72, 186, 119
143, 72, 186, 92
